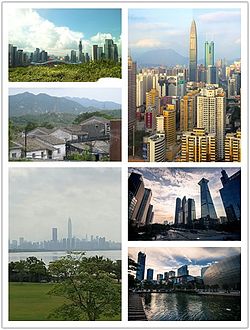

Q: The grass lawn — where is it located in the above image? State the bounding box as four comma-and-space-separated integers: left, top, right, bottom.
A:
9, 282, 68, 321
9, 282, 121, 321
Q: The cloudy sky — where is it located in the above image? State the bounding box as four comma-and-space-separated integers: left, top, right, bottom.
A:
128, 167, 240, 223
8, 8, 121, 56
9, 168, 121, 242
9, 88, 122, 104
129, 247, 241, 278
129, 8, 241, 60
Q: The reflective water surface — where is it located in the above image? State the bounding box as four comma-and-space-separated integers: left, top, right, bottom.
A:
142, 292, 240, 321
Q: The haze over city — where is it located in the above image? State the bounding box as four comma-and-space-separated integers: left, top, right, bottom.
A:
128, 167, 239, 223
9, 168, 121, 242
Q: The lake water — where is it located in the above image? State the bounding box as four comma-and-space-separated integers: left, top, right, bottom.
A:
142, 292, 241, 321
9, 250, 121, 265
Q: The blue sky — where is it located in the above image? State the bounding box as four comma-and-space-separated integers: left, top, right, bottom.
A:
129, 8, 241, 61
128, 168, 240, 223
9, 88, 121, 104
8, 8, 121, 56
129, 247, 241, 277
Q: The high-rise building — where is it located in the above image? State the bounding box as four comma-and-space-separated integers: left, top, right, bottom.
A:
189, 20, 197, 82
92, 45, 98, 61
157, 274, 163, 282
164, 272, 169, 281
136, 188, 152, 226
198, 178, 217, 220
205, 41, 214, 68
146, 88, 159, 112
180, 91, 198, 132
174, 197, 182, 225
225, 130, 241, 162
68, 217, 72, 249
162, 104, 176, 150
219, 169, 241, 222
177, 265, 189, 276
181, 128, 216, 162
197, 85, 225, 160
104, 39, 118, 62
79, 40, 83, 63
52, 228, 57, 242
207, 65, 217, 84
146, 268, 154, 281
136, 251, 146, 281
143, 133, 166, 162
182, 196, 188, 225
169, 270, 175, 278
128, 172, 145, 222
146, 204, 154, 225
128, 57, 137, 151
187, 198, 196, 224
70, 50, 77, 63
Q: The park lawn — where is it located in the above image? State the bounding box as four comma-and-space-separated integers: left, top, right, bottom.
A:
9, 282, 69, 321
9, 282, 121, 321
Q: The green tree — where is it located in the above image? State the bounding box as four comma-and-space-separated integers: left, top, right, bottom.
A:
48, 254, 121, 321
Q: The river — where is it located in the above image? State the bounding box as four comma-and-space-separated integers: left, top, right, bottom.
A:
142, 292, 241, 321
9, 250, 121, 265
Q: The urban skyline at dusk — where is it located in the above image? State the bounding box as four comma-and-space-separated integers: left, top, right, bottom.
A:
128, 167, 239, 223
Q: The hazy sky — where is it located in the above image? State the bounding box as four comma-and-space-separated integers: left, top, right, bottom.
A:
128, 167, 240, 223
9, 88, 122, 104
8, 8, 121, 56
129, 247, 241, 278
129, 8, 241, 60
9, 168, 121, 242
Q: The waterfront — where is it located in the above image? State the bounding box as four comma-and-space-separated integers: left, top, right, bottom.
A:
142, 292, 241, 321
9, 250, 121, 265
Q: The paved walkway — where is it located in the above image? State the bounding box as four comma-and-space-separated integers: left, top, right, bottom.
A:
128, 293, 147, 321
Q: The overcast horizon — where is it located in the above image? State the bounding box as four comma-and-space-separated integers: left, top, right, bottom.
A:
128, 167, 240, 223
129, 247, 241, 278
9, 168, 121, 242
9, 88, 122, 104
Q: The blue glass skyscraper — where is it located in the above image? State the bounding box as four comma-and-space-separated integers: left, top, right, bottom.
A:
136, 251, 146, 281
198, 178, 217, 219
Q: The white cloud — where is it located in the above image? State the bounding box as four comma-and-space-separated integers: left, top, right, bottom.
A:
132, 38, 164, 49
198, 11, 241, 23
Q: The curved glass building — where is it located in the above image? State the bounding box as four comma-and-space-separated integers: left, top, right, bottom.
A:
203, 254, 240, 290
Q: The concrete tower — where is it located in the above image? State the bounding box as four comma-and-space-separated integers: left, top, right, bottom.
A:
189, 20, 197, 82
198, 178, 217, 219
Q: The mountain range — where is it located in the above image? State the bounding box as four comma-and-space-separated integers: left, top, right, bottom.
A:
9, 92, 121, 117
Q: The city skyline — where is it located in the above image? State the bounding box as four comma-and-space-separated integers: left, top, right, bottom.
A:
129, 8, 241, 60
129, 247, 240, 278
9, 168, 121, 242
8, 8, 121, 56
128, 167, 239, 223
9, 88, 122, 104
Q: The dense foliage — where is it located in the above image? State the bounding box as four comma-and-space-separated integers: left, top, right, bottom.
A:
9, 60, 121, 82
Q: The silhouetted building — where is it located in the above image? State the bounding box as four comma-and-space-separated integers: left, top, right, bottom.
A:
146, 268, 154, 281
128, 172, 145, 223
198, 178, 217, 220
219, 169, 241, 222
136, 251, 146, 281
177, 265, 189, 276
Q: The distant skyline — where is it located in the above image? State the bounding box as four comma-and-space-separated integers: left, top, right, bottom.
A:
8, 88, 122, 104
129, 8, 241, 61
129, 247, 241, 278
8, 8, 121, 56
128, 168, 240, 223
9, 168, 121, 242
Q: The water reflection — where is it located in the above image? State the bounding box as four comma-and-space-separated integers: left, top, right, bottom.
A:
142, 293, 240, 321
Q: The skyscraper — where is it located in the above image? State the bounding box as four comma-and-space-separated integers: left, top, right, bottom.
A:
92, 45, 98, 61
146, 268, 154, 281
205, 41, 214, 68
136, 251, 146, 281
79, 40, 83, 63
189, 20, 197, 82
197, 86, 226, 160
187, 198, 196, 225
68, 217, 72, 244
136, 188, 152, 227
180, 91, 198, 132
128, 172, 145, 222
128, 56, 137, 153
52, 228, 57, 242
143, 133, 166, 162
225, 130, 241, 162
198, 178, 217, 219
177, 265, 189, 276
174, 197, 182, 225
219, 169, 241, 222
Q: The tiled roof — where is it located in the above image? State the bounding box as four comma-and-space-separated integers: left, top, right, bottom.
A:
80, 116, 110, 126
15, 137, 56, 152
36, 135, 65, 146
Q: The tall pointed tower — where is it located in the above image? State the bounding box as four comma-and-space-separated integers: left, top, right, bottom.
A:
189, 20, 197, 82
198, 178, 217, 219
